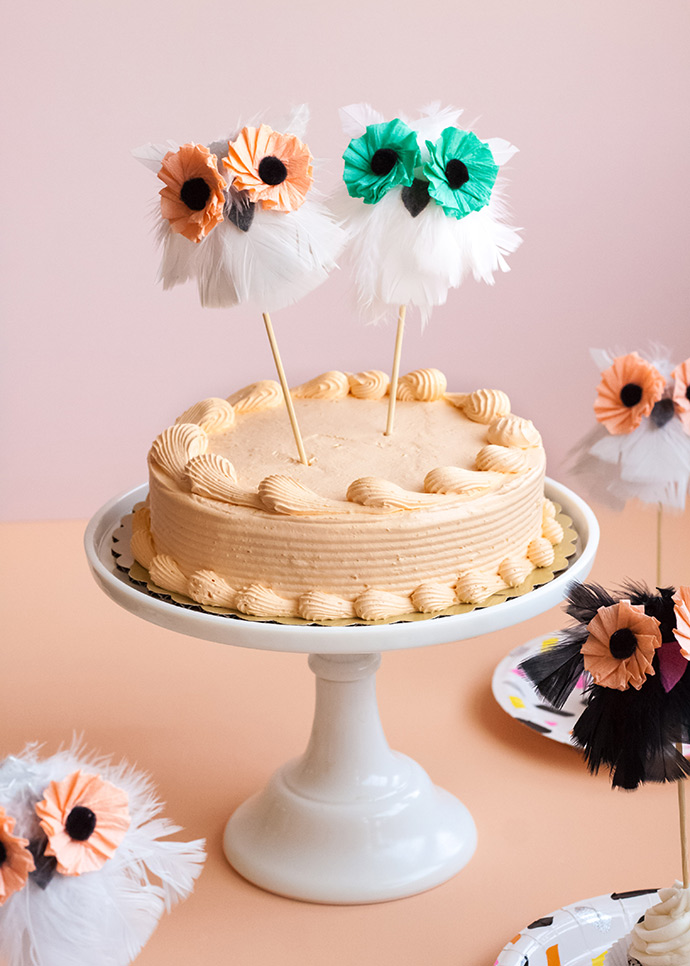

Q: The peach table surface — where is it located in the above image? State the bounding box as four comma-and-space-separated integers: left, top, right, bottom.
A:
1, 500, 689, 966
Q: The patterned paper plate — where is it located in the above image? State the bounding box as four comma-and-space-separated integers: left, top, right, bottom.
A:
494, 888, 658, 966
491, 634, 587, 744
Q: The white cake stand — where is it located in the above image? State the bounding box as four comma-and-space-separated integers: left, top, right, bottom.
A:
85, 479, 599, 904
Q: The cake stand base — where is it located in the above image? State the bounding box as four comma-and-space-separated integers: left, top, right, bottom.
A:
223, 652, 477, 903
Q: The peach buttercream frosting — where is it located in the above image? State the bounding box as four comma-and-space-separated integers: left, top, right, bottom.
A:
134, 368, 561, 623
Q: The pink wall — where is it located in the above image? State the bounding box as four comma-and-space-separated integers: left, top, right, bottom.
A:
2, 0, 688, 520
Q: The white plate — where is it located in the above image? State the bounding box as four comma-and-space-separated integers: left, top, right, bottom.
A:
494, 888, 658, 965
491, 634, 587, 745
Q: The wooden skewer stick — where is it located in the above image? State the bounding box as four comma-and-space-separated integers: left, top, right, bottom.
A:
384, 304, 407, 437
677, 755, 689, 890
262, 311, 308, 466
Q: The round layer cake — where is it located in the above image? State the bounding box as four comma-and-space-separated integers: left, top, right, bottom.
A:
130, 368, 563, 622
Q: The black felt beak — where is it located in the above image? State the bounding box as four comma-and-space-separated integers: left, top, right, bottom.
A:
651, 397, 675, 429
401, 179, 431, 218
226, 198, 255, 233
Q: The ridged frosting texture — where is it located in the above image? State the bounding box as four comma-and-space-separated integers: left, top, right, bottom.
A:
628, 883, 690, 965
137, 368, 553, 622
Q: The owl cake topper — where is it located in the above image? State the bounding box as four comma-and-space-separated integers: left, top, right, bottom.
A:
0, 741, 205, 966
570, 348, 690, 511
520, 581, 690, 790
338, 102, 521, 433
135, 106, 347, 464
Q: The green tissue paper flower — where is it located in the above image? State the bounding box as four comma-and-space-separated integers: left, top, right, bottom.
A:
343, 119, 420, 205
424, 128, 498, 220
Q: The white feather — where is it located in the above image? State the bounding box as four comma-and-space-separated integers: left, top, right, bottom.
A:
338, 103, 521, 324
570, 348, 690, 510
137, 110, 346, 312
0, 741, 205, 966
339, 103, 386, 139
131, 140, 180, 173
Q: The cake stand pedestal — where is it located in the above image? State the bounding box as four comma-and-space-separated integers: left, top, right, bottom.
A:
85, 479, 598, 904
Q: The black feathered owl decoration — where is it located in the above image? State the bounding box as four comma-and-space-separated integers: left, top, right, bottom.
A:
521, 581, 690, 790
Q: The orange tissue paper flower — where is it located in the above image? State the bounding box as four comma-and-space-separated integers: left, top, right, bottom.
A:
594, 352, 665, 435
674, 586, 690, 657
672, 358, 690, 434
158, 143, 226, 243
0, 806, 34, 905
35, 771, 130, 876
223, 124, 313, 212
582, 599, 662, 690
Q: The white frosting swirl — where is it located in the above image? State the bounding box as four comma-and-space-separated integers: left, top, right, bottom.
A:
176, 397, 235, 434
149, 423, 208, 484
292, 371, 350, 400
396, 368, 447, 401
347, 370, 390, 399
628, 883, 690, 965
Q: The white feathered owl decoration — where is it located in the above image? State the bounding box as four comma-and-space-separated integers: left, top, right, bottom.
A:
134, 106, 346, 311
0, 742, 205, 966
338, 102, 521, 324
570, 348, 690, 510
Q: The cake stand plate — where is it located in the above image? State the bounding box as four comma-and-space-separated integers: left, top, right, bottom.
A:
85, 479, 598, 904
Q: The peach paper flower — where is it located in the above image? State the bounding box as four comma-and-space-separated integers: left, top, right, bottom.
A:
158, 143, 226, 243
582, 599, 662, 690
671, 358, 690, 434
594, 352, 665, 435
35, 771, 130, 876
223, 124, 313, 212
0, 806, 34, 905
674, 587, 690, 658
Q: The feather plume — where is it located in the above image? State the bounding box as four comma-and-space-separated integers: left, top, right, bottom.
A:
338, 102, 521, 325
0, 740, 205, 966
134, 106, 346, 313
569, 346, 690, 510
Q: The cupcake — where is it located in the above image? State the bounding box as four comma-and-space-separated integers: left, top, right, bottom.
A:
605, 883, 690, 965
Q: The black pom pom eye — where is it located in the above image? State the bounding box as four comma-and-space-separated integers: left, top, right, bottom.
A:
0, 841, 7, 866
686, 385, 690, 402
258, 155, 288, 186
65, 806, 97, 841
609, 627, 639, 660
179, 177, 212, 212
370, 148, 398, 176
444, 158, 470, 190
619, 382, 643, 408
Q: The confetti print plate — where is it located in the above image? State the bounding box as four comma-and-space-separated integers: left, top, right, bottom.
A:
494, 888, 658, 966
491, 634, 587, 744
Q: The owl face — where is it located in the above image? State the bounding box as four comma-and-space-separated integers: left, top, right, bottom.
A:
134, 106, 346, 311
338, 102, 521, 322
574, 349, 690, 510
0, 744, 204, 966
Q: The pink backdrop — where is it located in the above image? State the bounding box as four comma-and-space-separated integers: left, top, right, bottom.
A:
2, 0, 688, 520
